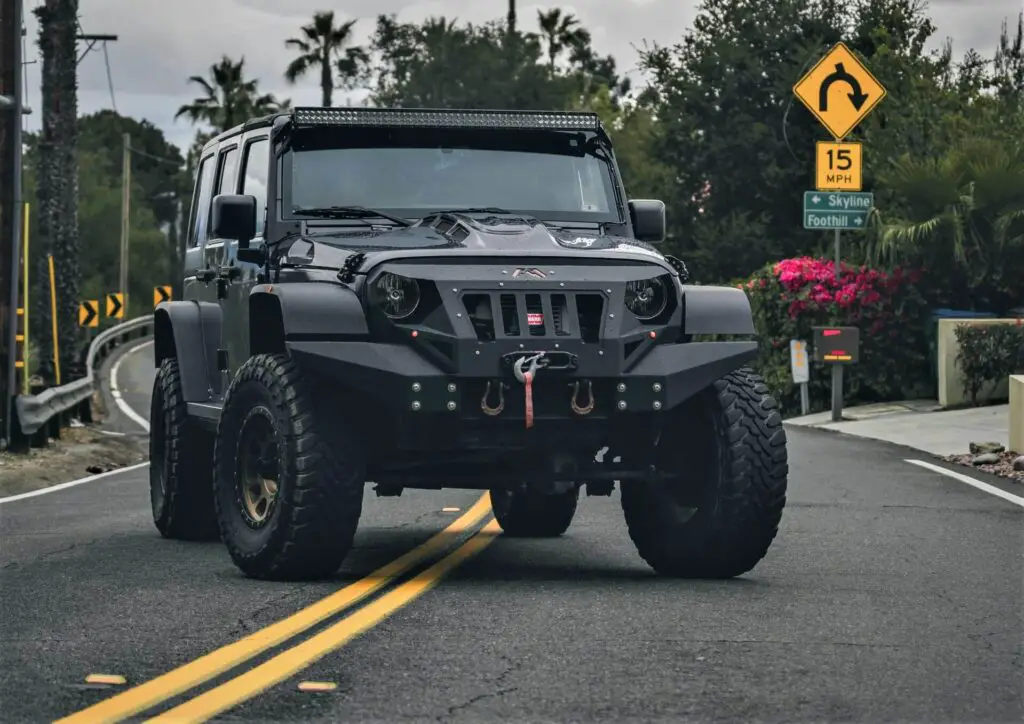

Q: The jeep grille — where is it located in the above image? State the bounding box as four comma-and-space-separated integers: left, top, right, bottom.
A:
462, 291, 604, 342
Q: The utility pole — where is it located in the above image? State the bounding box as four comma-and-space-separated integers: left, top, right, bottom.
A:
119, 132, 130, 310
1, 0, 25, 446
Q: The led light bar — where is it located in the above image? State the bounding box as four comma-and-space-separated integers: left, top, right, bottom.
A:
291, 107, 601, 131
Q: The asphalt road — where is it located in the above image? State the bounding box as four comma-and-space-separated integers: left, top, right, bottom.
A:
1, 342, 1022, 723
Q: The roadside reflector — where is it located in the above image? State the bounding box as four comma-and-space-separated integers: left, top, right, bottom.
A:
85, 674, 126, 685
298, 681, 337, 692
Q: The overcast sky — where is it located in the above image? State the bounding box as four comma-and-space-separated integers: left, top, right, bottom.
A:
19, 0, 1023, 155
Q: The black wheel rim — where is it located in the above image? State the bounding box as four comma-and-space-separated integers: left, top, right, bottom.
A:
235, 408, 280, 529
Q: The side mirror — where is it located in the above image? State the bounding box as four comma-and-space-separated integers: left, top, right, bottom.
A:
628, 199, 665, 243
212, 194, 257, 248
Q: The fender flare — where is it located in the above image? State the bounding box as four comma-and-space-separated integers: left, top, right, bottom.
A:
153, 300, 222, 402
249, 281, 368, 338
681, 285, 756, 336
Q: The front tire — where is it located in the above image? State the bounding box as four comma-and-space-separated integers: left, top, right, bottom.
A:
213, 353, 365, 581
149, 357, 219, 541
490, 485, 580, 537
621, 367, 788, 578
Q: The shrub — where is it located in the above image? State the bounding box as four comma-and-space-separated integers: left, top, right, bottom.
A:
953, 321, 1024, 404
738, 256, 931, 415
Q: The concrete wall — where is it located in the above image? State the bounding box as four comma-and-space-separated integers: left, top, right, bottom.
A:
937, 318, 1016, 407
1011, 375, 1024, 454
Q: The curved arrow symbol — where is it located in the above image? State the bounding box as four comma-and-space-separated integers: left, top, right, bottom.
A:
818, 63, 869, 111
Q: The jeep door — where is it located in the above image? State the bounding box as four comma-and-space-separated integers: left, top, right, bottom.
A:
219, 130, 271, 380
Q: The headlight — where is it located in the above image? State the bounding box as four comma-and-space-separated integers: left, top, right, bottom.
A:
370, 272, 420, 320
624, 277, 668, 321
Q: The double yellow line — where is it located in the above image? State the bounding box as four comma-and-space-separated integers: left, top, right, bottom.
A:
57, 494, 498, 724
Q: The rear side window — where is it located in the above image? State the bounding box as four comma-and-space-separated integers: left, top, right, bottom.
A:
188, 156, 216, 247
241, 138, 270, 238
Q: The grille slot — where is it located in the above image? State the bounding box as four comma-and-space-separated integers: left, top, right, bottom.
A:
463, 291, 605, 340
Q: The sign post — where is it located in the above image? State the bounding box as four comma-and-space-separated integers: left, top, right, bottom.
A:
812, 326, 860, 421
789, 339, 810, 415
793, 42, 885, 423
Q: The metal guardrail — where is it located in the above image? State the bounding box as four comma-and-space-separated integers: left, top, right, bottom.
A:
13, 315, 154, 436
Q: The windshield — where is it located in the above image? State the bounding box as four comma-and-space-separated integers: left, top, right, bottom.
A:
282, 129, 622, 224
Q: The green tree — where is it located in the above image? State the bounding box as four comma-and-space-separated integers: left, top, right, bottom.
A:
284, 11, 369, 106
536, 9, 590, 69
175, 56, 289, 133
866, 137, 1024, 313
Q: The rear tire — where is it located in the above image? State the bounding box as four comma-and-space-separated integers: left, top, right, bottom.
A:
149, 357, 219, 541
621, 367, 788, 578
490, 485, 579, 537
213, 353, 365, 581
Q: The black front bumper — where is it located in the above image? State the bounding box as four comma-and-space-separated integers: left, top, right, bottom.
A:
287, 338, 757, 418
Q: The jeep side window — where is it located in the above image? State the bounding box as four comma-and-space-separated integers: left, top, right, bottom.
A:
216, 146, 240, 196
240, 138, 269, 238
187, 155, 216, 248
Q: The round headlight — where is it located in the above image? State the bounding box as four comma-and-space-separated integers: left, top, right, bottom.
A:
624, 277, 668, 321
371, 272, 420, 320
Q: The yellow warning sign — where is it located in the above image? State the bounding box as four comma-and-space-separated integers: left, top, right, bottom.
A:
815, 141, 863, 191
793, 42, 886, 140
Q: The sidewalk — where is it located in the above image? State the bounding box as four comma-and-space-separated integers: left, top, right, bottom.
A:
784, 400, 1011, 457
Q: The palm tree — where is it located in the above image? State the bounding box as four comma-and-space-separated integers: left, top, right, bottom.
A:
284, 11, 367, 107
175, 56, 288, 133
536, 9, 591, 69
866, 137, 1024, 311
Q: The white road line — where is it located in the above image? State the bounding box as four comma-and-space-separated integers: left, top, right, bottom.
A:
0, 340, 155, 506
110, 340, 153, 433
0, 462, 150, 504
905, 459, 1024, 508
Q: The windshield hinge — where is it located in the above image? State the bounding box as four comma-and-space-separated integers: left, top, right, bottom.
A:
337, 252, 367, 284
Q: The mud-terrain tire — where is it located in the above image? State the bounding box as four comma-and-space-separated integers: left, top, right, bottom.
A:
490, 485, 580, 537
213, 353, 365, 581
621, 367, 787, 578
149, 357, 219, 541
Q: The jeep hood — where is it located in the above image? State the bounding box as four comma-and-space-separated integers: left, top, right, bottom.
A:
281, 213, 668, 270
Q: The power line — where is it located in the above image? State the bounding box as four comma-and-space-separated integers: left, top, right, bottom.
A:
101, 41, 115, 111
127, 144, 182, 167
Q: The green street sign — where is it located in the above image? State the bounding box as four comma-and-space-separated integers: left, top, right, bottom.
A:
803, 191, 873, 230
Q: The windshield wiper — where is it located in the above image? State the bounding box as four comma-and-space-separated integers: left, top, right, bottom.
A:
428, 207, 516, 216
291, 205, 412, 226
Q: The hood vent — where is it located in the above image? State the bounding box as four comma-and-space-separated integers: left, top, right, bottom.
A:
429, 213, 471, 243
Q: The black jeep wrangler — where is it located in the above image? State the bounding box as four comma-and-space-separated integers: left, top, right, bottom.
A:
150, 107, 788, 581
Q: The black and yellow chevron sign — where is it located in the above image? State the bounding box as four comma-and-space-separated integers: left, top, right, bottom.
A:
154, 285, 172, 307
106, 292, 124, 319
79, 300, 99, 328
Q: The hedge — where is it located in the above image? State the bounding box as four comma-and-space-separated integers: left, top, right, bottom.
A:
735, 256, 931, 415
953, 321, 1024, 404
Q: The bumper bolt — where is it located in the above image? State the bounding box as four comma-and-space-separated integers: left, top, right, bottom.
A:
411, 401, 421, 411
447, 383, 456, 392
652, 383, 662, 392
446, 401, 457, 411
616, 383, 626, 392
617, 400, 627, 410
653, 401, 662, 410
412, 382, 422, 392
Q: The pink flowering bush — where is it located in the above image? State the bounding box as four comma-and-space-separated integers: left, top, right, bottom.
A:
738, 256, 930, 414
